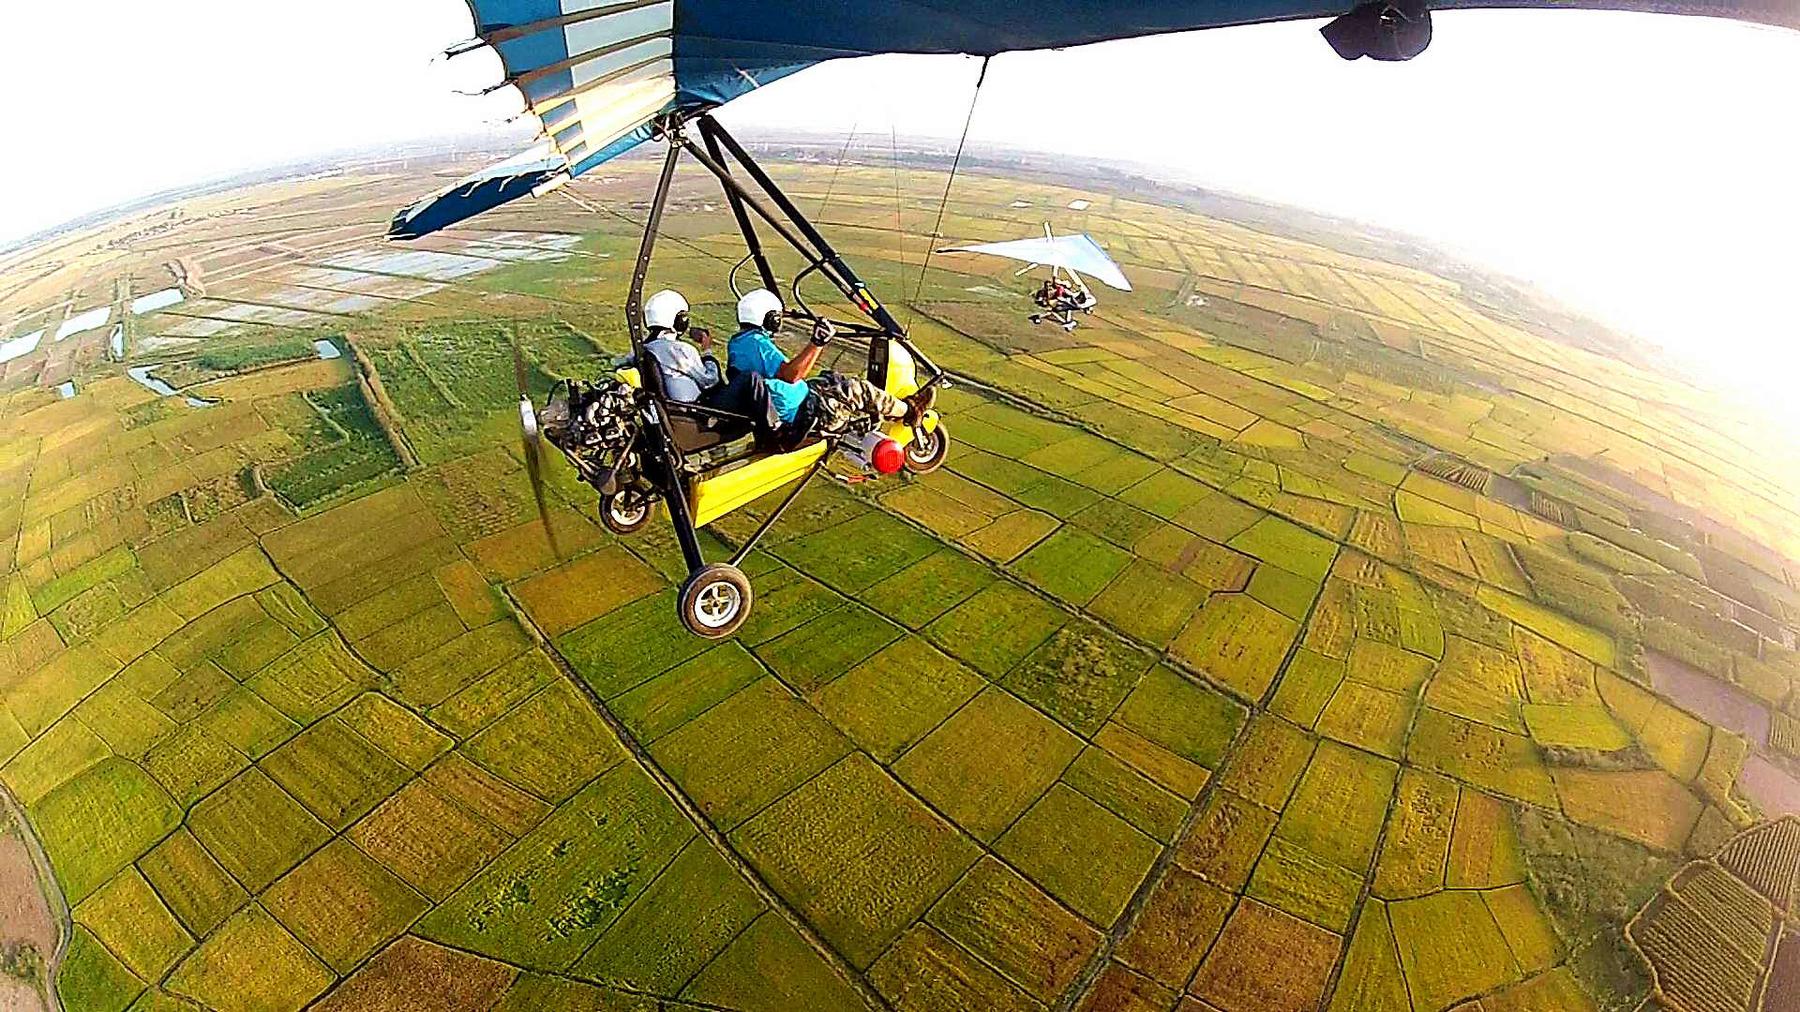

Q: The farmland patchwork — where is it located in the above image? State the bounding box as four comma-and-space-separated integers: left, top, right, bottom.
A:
3, 155, 1800, 1011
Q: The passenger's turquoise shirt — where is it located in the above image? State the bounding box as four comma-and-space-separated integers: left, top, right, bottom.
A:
727, 326, 809, 423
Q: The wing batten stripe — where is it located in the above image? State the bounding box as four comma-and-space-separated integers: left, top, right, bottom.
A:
474, 0, 670, 44
532, 53, 671, 121
508, 28, 673, 89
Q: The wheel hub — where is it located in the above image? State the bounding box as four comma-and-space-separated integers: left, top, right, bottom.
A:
694, 582, 742, 628
612, 491, 648, 524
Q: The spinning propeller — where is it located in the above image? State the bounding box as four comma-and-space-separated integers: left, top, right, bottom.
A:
511, 332, 561, 556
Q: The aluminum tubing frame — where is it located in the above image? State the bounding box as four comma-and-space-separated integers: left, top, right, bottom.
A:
622, 122, 834, 577
622, 111, 941, 577
685, 114, 948, 390
625, 138, 711, 575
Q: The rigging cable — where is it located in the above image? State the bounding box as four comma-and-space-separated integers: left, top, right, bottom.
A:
888, 121, 906, 284
908, 54, 991, 313
560, 187, 737, 268
815, 113, 862, 221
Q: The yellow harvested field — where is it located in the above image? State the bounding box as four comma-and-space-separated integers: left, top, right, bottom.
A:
1638, 701, 1712, 782
1476, 587, 1615, 668
1521, 703, 1633, 751
511, 546, 662, 635
1552, 768, 1704, 853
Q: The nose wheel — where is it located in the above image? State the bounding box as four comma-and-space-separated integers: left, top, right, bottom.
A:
903, 422, 950, 475
679, 563, 752, 639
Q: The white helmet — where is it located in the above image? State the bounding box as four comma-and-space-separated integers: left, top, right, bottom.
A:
643, 289, 688, 332
736, 288, 783, 330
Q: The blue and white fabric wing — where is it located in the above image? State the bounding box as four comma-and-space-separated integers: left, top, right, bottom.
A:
391, 0, 689, 238
393, 0, 1800, 238
389, 141, 574, 239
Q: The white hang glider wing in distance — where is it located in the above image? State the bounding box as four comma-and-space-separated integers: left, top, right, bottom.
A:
938, 228, 1133, 292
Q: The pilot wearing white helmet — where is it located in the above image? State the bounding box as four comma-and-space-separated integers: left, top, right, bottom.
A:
726, 288, 931, 446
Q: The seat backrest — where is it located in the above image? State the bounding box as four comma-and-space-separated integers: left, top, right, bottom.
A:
636, 347, 673, 400
640, 346, 734, 415
636, 347, 758, 452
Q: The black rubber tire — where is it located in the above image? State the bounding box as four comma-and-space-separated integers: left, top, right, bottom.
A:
903, 422, 950, 475
600, 489, 654, 535
678, 563, 753, 639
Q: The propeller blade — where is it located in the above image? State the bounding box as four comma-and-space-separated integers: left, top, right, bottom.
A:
511, 332, 560, 557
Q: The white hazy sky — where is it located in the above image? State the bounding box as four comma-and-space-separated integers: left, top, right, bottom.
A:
3, 3, 1797, 415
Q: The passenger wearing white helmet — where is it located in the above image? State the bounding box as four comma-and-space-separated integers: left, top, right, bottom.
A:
642, 289, 781, 434
726, 288, 930, 445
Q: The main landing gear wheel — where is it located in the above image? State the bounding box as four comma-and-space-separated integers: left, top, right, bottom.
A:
601, 489, 654, 535
679, 563, 752, 639
903, 422, 950, 475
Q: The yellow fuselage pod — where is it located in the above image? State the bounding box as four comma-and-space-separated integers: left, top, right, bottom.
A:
881, 338, 919, 399
686, 340, 937, 528
689, 441, 828, 528
880, 410, 938, 447
872, 338, 937, 448
687, 411, 939, 528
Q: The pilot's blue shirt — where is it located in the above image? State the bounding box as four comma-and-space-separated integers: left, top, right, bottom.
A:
727, 326, 809, 423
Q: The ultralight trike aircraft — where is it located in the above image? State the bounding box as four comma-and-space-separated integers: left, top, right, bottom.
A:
939, 225, 1133, 333
429, 113, 949, 640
